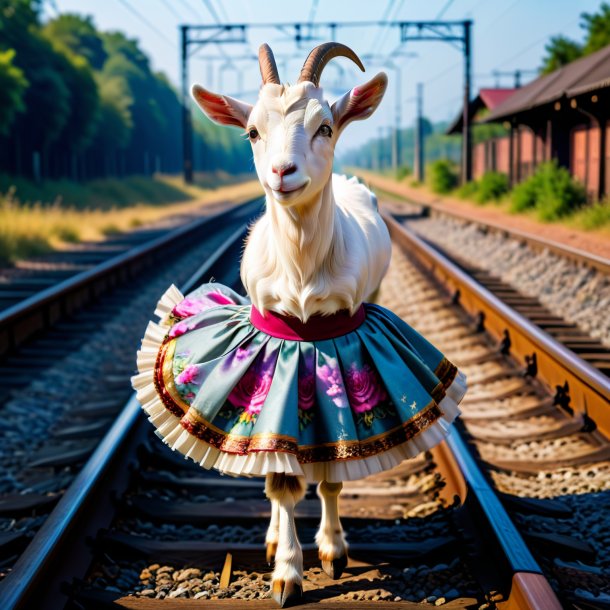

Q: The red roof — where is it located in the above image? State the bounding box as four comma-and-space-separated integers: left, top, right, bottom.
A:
446, 88, 517, 134
479, 88, 517, 110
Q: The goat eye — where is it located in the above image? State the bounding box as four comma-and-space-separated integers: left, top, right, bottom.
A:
316, 124, 333, 138
248, 128, 259, 141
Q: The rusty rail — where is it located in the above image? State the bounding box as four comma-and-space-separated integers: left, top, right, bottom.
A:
0, 198, 262, 358
384, 212, 610, 440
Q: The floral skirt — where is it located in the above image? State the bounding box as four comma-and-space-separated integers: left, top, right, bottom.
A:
131, 283, 467, 482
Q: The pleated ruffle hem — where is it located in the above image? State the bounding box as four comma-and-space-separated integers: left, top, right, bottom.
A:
131, 283, 467, 482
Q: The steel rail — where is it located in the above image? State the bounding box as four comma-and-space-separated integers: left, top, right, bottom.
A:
384, 212, 610, 438
0, 196, 262, 357
0, 223, 250, 610
1, 207, 565, 610
385, 213, 565, 609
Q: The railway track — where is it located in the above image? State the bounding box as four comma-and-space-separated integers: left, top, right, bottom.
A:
383, 213, 610, 609
0, 197, 263, 593
0, 200, 608, 609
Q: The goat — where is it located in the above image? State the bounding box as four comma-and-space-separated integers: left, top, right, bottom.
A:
191, 43, 391, 606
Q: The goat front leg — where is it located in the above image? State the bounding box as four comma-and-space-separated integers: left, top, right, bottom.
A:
266, 498, 279, 565
316, 480, 349, 579
265, 473, 306, 607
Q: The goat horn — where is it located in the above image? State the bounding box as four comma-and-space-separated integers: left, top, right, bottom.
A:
298, 42, 365, 87
259, 43, 281, 85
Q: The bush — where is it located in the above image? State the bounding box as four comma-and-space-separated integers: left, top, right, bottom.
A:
476, 171, 509, 203
511, 178, 538, 212
428, 159, 458, 194
395, 165, 411, 181
456, 180, 478, 200
575, 201, 610, 230
510, 161, 586, 220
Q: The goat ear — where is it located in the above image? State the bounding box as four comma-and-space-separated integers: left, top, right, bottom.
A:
191, 84, 252, 129
331, 72, 388, 133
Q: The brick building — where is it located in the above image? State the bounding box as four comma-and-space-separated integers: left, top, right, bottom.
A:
448, 44, 610, 201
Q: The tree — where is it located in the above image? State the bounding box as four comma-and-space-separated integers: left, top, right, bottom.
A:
581, 2, 610, 54
540, 35, 583, 74
42, 14, 107, 70
0, 49, 28, 135
43, 38, 100, 156
0, 1, 253, 180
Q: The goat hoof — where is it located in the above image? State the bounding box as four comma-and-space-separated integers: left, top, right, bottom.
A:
321, 554, 348, 580
266, 542, 277, 565
272, 579, 303, 607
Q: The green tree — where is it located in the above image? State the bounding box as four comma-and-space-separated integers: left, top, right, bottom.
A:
42, 13, 107, 70
540, 35, 583, 74
43, 37, 100, 155
581, 2, 610, 54
0, 49, 28, 135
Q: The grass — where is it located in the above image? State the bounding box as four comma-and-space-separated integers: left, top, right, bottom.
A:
570, 200, 610, 231
354, 166, 610, 234
0, 173, 260, 266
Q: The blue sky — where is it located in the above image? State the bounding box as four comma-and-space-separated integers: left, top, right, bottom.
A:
46, 0, 603, 154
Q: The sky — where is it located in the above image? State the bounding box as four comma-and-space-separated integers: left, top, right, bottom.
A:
45, 0, 603, 155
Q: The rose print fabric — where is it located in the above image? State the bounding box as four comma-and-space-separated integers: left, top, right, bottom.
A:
149, 282, 463, 464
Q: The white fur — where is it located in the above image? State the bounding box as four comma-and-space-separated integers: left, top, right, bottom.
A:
265, 474, 307, 586
240, 82, 391, 321
266, 499, 280, 546
191, 59, 391, 592
315, 480, 348, 560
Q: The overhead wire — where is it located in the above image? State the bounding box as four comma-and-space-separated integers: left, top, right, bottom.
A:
308, 0, 319, 25
367, 0, 398, 56
213, 0, 230, 22
201, 0, 221, 23
116, 0, 176, 48
422, 0, 523, 89
435, 0, 455, 20
494, 15, 579, 69
177, 0, 201, 21
160, 0, 190, 23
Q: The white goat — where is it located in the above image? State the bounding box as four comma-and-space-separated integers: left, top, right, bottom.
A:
192, 43, 391, 607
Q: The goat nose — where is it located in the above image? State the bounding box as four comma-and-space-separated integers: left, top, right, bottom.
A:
271, 163, 297, 178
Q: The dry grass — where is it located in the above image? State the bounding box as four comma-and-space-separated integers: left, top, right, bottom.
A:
0, 175, 261, 265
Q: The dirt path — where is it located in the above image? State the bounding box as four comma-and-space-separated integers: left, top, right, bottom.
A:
355, 170, 610, 261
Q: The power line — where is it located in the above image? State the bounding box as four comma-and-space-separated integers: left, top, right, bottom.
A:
308, 0, 319, 25
45, 0, 60, 16
177, 0, 201, 20
480, 0, 523, 34
423, 0, 520, 88
435, 0, 455, 20
201, 0, 221, 23
426, 61, 460, 85
160, 0, 189, 23
116, 0, 175, 47
494, 15, 579, 69
368, 0, 399, 55
212, 0, 229, 22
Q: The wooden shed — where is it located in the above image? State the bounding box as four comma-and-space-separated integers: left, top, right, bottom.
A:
452, 45, 610, 200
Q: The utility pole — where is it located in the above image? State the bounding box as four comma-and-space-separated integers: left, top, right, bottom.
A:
414, 83, 424, 183
392, 65, 402, 173
181, 25, 193, 184
179, 20, 473, 184
462, 19, 472, 183
492, 68, 537, 89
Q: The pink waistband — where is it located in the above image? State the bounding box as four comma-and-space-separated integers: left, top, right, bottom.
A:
250, 305, 366, 341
